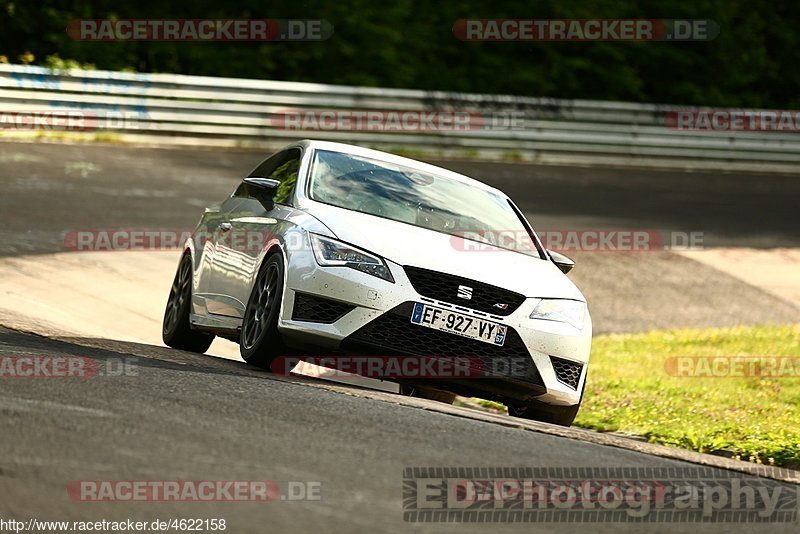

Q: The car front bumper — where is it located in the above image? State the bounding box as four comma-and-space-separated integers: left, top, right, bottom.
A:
277, 246, 591, 406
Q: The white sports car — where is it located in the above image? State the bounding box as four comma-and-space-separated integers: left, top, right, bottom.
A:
163, 140, 591, 426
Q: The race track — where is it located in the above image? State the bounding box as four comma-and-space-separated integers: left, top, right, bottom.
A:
1, 140, 798, 533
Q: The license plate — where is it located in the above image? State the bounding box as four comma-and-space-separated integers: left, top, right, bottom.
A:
410, 303, 507, 346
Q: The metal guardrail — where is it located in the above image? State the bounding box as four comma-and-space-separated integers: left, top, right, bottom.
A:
1, 64, 798, 172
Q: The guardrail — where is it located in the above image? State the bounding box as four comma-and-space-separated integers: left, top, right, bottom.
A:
1, 63, 798, 172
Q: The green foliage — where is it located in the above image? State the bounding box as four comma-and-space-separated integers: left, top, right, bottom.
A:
575, 324, 800, 468
0, 0, 797, 106
43, 53, 95, 71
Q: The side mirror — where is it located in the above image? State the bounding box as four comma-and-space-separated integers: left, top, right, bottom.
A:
243, 177, 280, 211
548, 249, 575, 274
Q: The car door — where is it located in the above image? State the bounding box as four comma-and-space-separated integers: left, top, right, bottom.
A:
205, 147, 302, 318
193, 193, 245, 316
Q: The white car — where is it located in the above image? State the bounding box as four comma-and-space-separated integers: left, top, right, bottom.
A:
162, 140, 591, 426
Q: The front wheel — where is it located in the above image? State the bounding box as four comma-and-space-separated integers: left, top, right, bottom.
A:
240, 254, 287, 369
506, 400, 580, 427
400, 385, 457, 405
508, 372, 587, 427
162, 252, 215, 353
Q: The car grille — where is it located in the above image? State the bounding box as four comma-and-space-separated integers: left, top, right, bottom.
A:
550, 356, 583, 389
292, 293, 356, 324
343, 302, 544, 387
403, 266, 526, 316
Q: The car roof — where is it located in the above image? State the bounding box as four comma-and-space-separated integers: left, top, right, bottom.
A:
290, 139, 507, 197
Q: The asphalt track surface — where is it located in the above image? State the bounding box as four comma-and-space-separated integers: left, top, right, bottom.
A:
1, 141, 799, 532
1, 327, 798, 533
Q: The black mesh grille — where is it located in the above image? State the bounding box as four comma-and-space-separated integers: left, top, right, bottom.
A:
292, 293, 356, 323
403, 266, 526, 316
343, 302, 544, 387
551, 356, 583, 389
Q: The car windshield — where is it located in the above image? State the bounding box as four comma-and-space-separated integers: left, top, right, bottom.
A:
308, 150, 543, 258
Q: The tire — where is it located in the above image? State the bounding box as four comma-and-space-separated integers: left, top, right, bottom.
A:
507, 378, 586, 427
240, 253, 287, 369
507, 400, 580, 427
400, 385, 457, 405
162, 252, 215, 353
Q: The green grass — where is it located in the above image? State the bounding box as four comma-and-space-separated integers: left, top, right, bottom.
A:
501, 149, 525, 162
575, 324, 800, 468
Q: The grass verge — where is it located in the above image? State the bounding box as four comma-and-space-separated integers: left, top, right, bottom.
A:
575, 324, 800, 468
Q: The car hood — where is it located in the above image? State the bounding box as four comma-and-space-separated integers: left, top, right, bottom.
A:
307, 203, 586, 301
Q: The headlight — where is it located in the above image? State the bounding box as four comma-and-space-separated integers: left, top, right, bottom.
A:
309, 233, 394, 283
529, 299, 586, 329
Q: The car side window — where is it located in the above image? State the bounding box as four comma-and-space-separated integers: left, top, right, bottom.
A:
239, 148, 301, 205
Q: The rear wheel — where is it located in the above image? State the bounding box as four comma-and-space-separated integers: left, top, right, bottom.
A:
240, 254, 287, 369
162, 253, 215, 353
